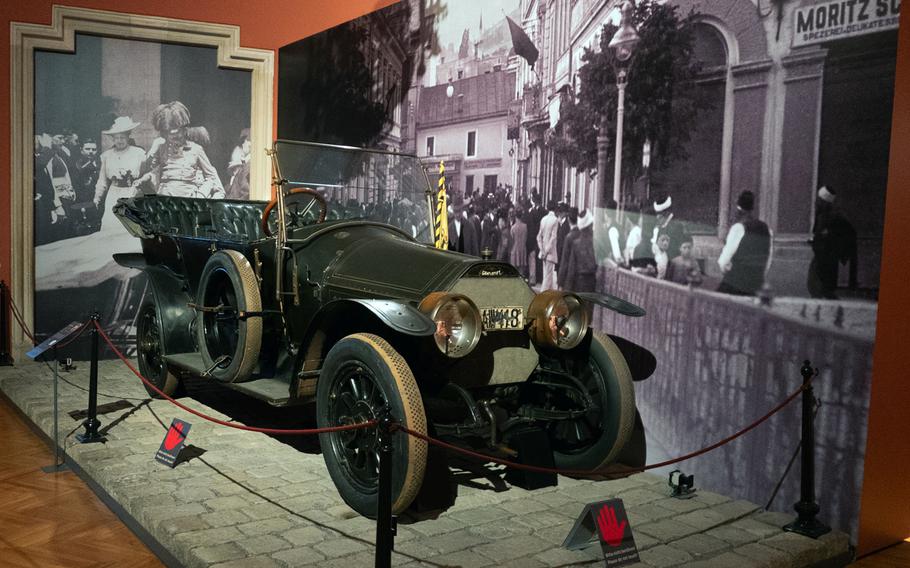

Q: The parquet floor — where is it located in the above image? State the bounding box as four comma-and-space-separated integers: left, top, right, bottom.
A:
854, 541, 910, 567
0, 393, 164, 568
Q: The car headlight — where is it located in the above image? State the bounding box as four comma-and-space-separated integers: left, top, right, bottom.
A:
418, 292, 482, 358
528, 290, 589, 350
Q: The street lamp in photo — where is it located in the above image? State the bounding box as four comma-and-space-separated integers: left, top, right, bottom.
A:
607, 0, 640, 205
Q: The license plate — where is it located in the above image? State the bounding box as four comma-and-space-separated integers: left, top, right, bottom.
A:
481, 306, 524, 330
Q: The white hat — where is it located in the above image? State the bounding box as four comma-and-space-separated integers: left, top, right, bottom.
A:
654, 195, 672, 213
103, 116, 141, 135
818, 186, 836, 203
577, 209, 593, 230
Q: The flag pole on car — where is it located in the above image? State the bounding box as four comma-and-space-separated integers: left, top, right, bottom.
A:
434, 161, 449, 250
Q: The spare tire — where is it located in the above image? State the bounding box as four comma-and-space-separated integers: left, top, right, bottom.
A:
196, 249, 262, 382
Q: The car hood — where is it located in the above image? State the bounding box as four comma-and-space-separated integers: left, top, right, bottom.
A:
324, 230, 482, 302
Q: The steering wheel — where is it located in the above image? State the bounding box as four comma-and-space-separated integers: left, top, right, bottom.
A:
262, 187, 327, 237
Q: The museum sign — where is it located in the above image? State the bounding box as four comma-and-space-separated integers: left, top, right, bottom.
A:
793, 0, 900, 47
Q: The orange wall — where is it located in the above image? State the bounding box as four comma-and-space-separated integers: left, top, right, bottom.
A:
857, 5, 910, 557
1, 0, 909, 556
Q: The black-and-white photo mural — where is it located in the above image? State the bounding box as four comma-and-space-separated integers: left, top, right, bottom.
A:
278, 0, 898, 540
34, 34, 252, 352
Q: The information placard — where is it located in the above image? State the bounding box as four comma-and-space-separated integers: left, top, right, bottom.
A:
26, 321, 84, 359
563, 498, 640, 567
155, 418, 191, 468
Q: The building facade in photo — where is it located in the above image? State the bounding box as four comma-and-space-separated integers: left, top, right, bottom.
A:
513, 0, 897, 295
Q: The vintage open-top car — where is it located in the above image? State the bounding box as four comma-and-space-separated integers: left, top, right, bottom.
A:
113, 140, 655, 517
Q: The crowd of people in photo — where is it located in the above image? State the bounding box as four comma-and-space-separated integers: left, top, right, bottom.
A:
34, 100, 251, 245
444, 185, 712, 294
323, 194, 432, 240
443, 183, 855, 299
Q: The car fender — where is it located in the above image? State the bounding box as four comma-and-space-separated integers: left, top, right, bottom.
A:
136, 264, 196, 356
297, 299, 436, 374
575, 291, 646, 317
607, 334, 656, 382
321, 299, 436, 337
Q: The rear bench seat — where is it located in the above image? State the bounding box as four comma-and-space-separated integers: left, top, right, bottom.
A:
114, 195, 268, 242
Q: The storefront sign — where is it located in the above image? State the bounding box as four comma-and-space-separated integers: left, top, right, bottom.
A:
793, 0, 901, 47
464, 158, 502, 170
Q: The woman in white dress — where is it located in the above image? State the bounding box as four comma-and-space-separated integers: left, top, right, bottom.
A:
94, 116, 148, 231
35, 116, 146, 291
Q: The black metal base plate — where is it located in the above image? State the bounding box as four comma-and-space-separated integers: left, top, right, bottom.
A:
783, 518, 832, 539
76, 432, 107, 444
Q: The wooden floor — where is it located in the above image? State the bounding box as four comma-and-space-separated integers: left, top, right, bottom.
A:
0, 392, 164, 568
0, 386, 907, 568
853, 541, 910, 567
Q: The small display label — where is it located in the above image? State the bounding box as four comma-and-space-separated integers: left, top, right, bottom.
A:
155, 418, 191, 468
481, 306, 524, 330
563, 498, 640, 566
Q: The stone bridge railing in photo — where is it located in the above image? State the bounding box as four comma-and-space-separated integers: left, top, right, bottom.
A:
593, 267, 875, 541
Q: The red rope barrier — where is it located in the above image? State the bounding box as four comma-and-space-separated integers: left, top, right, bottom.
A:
396, 378, 809, 477
92, 320, 376, 436
12, 301, 808, 467
8, 293, 36, 343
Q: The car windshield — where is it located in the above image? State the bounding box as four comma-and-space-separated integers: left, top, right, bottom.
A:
274, 140, 435, 244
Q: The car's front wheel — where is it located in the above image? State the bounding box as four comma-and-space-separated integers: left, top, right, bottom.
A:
316, 333, 428, 518
541, 332, 636, 472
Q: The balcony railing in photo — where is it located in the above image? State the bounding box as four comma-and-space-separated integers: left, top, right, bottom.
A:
593, 267, 874, 540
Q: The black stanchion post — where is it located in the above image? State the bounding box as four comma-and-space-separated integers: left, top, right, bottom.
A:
784, 359, 830, 538
375, 406, 396, 568
77, 314, 106, 444
0, 281, 13, 366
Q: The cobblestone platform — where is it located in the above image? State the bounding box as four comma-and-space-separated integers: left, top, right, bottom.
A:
0, 360, 852, 567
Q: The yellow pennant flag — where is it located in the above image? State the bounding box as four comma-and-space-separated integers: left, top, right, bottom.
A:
434, 161, 449, 250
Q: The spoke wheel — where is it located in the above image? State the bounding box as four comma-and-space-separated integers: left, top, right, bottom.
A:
316, 333, 427, 518
535, 333, 636, 471
136, 298, 181, 398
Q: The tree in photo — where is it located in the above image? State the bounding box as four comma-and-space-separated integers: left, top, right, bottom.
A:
553, 0, 707, 200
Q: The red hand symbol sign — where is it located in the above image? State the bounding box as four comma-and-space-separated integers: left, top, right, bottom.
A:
164, 422, 186, 451
596, 505, 627, 547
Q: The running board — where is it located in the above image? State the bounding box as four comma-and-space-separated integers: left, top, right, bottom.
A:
225, 379, 292, 406
164, 352, 292, 406
165, 352, 207, 374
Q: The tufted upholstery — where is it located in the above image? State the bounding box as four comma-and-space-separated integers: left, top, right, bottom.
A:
115, 195, 268, 241
212, 201, 267, 241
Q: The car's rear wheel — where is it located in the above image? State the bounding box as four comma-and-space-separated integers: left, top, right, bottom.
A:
542, 332, 636, 471
316, 333, 428, 518
196, 250, 262, 383
136, 297, 182, 398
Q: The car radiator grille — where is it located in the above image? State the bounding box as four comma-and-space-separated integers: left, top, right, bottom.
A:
448, 277, 539, 386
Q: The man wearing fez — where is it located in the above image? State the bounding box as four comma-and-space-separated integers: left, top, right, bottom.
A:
717, 190, 772, 296
807, 186, 856, 299
562, 209, 598, 293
